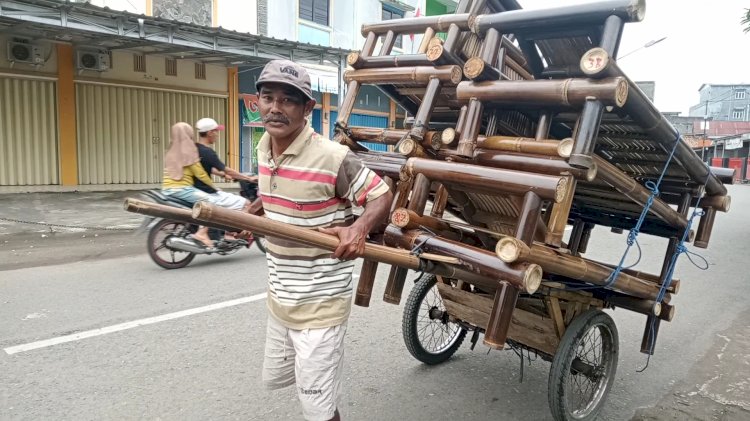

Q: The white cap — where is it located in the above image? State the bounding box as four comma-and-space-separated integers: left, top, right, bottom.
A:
195, 117, 225, 133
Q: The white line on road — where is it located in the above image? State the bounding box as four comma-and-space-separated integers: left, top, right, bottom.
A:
4, 292, 267, 355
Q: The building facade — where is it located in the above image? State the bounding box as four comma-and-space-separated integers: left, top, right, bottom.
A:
0, 0, 451, 189
0, 0, 346, 191
688, 84, 750, 121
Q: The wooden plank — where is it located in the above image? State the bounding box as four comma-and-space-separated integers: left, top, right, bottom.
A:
437, 283, 559, 355
547, 297, 566, 339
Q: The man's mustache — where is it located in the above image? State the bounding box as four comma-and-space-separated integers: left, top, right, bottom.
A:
263, 115, 289, 124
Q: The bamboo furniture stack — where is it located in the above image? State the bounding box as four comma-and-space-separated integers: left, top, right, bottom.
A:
125, 0, 731, 359
331, 0, 731, 355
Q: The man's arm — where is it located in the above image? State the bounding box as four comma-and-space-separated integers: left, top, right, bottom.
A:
223, 166, 258, 183
319, 191, 392, 260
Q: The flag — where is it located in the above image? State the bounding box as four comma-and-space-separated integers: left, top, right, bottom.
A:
409, 7, 421, 43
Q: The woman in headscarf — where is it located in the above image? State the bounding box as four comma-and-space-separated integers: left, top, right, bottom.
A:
162, 122, 215, 247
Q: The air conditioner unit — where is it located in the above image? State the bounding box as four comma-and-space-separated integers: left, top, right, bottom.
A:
7, 41, 44, 65
77, 49, 110, 71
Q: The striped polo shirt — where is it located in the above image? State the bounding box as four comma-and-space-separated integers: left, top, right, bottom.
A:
257, 125, 389, 329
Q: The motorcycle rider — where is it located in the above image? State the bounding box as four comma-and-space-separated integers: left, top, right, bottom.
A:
194, 117, 260, 241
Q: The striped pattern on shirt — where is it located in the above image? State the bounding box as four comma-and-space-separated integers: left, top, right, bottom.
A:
258, 126, 390, 329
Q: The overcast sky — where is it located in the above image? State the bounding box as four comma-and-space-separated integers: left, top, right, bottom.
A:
520, 0, 750, 115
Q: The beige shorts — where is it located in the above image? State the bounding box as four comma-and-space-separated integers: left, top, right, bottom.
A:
262, 316, 347, 421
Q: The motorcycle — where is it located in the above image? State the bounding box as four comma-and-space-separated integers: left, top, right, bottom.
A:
137, 180, 266, 269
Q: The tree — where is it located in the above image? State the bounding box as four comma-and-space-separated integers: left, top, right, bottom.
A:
743, 8, 750, 33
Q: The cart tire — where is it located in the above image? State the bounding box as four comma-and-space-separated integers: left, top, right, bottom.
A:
147, 219, 196, 269
548, 309, 619, 421
402, 274, 467, 365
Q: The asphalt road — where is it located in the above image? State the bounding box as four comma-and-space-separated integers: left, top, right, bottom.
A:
1, 186, 749, 420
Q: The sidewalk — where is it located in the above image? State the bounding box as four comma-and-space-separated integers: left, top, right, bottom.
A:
0, 190, 145, 238
0, 187, 243, 238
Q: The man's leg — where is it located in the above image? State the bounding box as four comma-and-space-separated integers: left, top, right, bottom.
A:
289, 322, 347, 421
262, 316, 296, 390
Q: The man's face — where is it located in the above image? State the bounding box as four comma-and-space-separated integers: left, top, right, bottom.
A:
208, 129, 220, 143
258, 83, 315, 140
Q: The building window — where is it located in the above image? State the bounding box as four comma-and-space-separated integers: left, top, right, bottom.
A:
195, 62, 206, 80
299, 0, 329, 26
133, 54, 146, 72
382, 5, 404, 49
165, 58, 177, 76
735, 90, 746, 100
732, 109, 745, 120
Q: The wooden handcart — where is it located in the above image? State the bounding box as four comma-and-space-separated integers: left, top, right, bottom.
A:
125, 0, 732, 419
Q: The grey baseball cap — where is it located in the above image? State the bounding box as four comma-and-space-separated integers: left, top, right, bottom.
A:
256, 59, 314, 101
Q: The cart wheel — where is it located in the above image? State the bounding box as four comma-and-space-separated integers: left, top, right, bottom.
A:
147, 219, 196, 269
402, 274, 467, 365
548, 309, 619, 421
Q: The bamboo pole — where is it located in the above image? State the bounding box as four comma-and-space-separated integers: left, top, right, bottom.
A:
579, 47, 726, 196
456, 98, 483, 157
472, 0, 644, 35
405, 158, 569, 203
344, 66, 463, 86
347, 52, 433, 69
495, 241, 667, 301
455, 77, 629, 107
477, 136, 573, 158
694, 207, 716, 249
361, 13, 471, 36
124, 198, 239, 233
384, 226, 542, 294
439, 149, 596, 181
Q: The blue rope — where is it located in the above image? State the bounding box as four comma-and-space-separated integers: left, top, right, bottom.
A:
640, 168, 711, 359
603, 135, 681, 288
564, 135, 680, 292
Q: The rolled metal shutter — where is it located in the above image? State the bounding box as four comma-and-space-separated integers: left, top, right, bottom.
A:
0, 76, 58, 186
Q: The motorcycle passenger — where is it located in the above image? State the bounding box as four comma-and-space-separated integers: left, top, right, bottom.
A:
161, 122, 215, 248
193, 117, 257, 213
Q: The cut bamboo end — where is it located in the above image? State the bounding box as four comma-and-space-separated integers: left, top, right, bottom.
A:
427, 37, 443, 49
662, 304, 675, 322
429, 132, 444, 150
123, 197, 138, 211
426, 43, 444, 62
653, 302, 662, 317
524, 264, 543, 294
495, 237, 529, 263
630, 0, 647, 21
463, 57, 485, 79
671, 279, 680, 295
398, 137, 428, 157
554, 177, 569, 203
192, 201, 213, 219
347, 52, 361, 67
449, 66, 463, 85
441, 127, 456, 145
585, 162, 598, 182
354, 294, 371, 307
580, 47, 609, 76
558, 138, 574, 158
615, 78, 629, 107
391, 208, 410, 228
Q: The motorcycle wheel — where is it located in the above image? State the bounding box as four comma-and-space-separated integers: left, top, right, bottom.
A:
147, 219, 196, 269
254, 235, 268, 255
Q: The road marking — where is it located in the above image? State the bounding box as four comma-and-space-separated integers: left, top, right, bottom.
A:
4, 292, 267, 355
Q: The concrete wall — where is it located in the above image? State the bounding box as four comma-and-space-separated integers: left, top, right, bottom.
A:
267, 0, 296, 41
0, 34, 227, 92
0, 35, 58, 75
217, 0, 258, 33
89, 0, 147, 14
